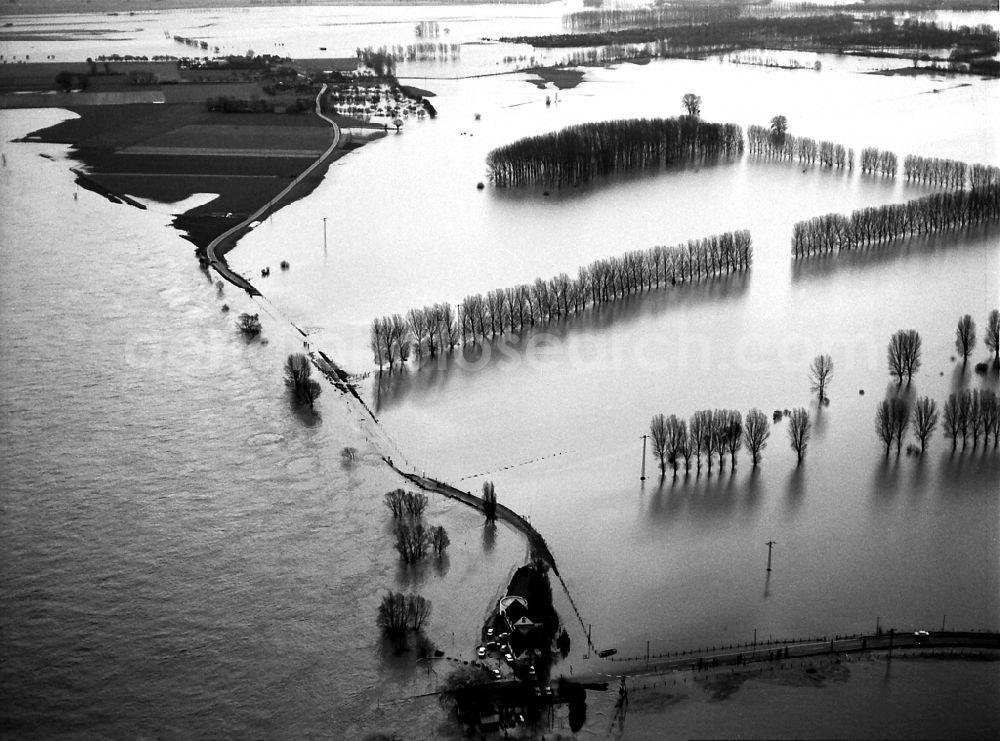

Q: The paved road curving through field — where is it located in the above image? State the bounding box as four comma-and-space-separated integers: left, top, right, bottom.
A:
204, 83, 340, 296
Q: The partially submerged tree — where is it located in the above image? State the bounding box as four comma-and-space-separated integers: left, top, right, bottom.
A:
377, 591, 432, 648
912, 396, 938, 454
955, 314, 976, 369
986, 309, 1000, 367
887, 329, 922, 385
404, 491, 428, 518
650, 413, 670, 476
284, 353, 322, 407
430, 525, 450, 557
769, 114, 788, 145
724, 409, 743, 468
682, 92, 702, 116
743, 408, 770, 467
787, 408, 811, 464
809, 354, 834, 402
482, 481, 498, 522
875, 399, 895, 457
384, 488, 407, 518
889, 397, 911, 456
394, 521, 429, 563
237, 312, 262, 337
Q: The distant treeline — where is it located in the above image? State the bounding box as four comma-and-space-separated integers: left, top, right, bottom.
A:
792, 184, 1000, 256
562, 4, 743, 32
747, 126, 854, 170
502, 16, 998, 58
564, 1, 999, 31
486, 117, 744, 188
370, 230, 752, 368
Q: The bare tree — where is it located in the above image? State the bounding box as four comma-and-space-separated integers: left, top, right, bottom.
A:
942, 393, 961, 451
957, 391, 972, 449
404, 491, 428, 518
955, 314, 976, 369
284, 353, 322, 407
987, 309, 1000, 367
787, 408, 811, 464
725, 410, 743, 468
377, 592, 409, 641
889, 397, 911, 456
912, 396, 938, 454
406, 593, 432, 631
430, 525, 450, 557
482, 481, 498, 522
394, 522, 428, 563
384, 488, 407, 518
666, 415, 687, 475
682, 93, 702, 116
888, 329, 922, 385
650, 414, 669, 476
875, 399, 894, 456
689, 410, 708, 472
743, 408, 770, 467
236, 312, 262, 337
809, 354, 834, 402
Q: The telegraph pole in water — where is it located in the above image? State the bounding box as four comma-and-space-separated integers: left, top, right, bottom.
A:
640, 434, 647, 481
765, 540, 776, 571
323, 217, 327, 252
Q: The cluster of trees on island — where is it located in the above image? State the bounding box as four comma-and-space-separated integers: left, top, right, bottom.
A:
649, 406, 814, 476
486, 117, 744, 188
370, 230, 752, 368
791, 183, 1000, 256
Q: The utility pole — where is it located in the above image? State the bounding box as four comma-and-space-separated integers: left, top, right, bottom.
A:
640, 434, 647, 481
322, 217, 327, 251
765, 540, 776, 571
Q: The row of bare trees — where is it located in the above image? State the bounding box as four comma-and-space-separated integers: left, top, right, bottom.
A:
486, 117, 744, 188
943, 389, 1000, 451
649, 408, 771, 476
903, 158, 1000, 190
746, 126, 853, 170
903, 155, 965, 189
860, 147, 898, 178
875, 390, 1000, 456
370, 230, 752, 368
791, 184, 1000, 257
649, 406, 813, 475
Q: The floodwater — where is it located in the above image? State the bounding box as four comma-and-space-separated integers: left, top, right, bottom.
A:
2, 5, 999, 739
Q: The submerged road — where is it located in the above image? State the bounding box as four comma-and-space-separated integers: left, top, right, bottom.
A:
580, 630, 1000, 684
198, 85, 597, 648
